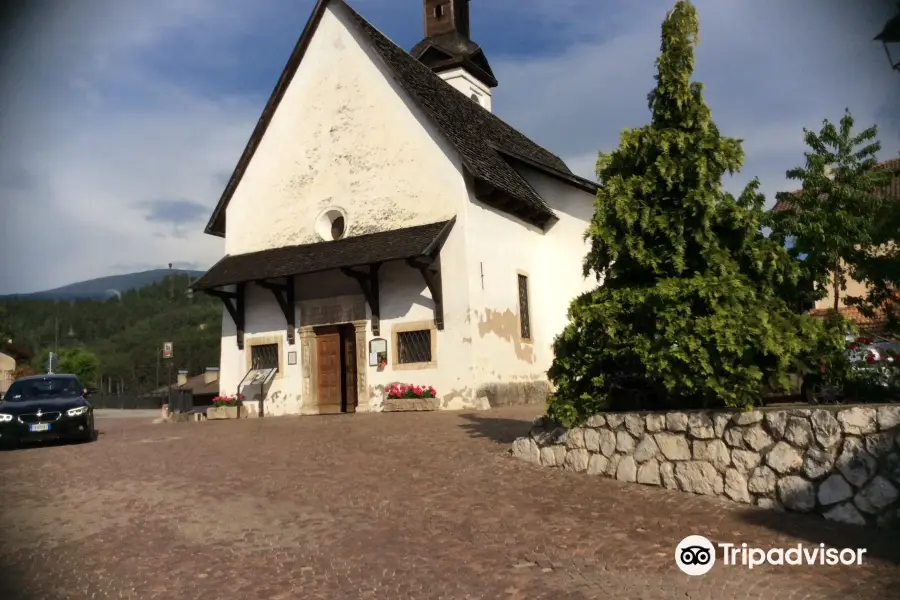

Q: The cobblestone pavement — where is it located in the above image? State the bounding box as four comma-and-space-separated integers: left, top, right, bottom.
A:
1, 405, 898, 600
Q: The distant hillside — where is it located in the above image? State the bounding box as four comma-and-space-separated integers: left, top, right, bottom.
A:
1, 269, 206, 301
1, 273, 222, 394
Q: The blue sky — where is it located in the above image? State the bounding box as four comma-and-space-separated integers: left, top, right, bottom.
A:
0, 0, 898, 293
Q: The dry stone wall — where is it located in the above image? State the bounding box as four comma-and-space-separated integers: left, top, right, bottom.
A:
511, 406, 900, 528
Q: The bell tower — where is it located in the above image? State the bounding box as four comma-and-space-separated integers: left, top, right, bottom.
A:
411, 0, 497, 111
424, 0, 469, 38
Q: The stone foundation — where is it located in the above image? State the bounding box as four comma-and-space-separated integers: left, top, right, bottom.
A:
512, 405, 900, 529
476, 381, 550, 408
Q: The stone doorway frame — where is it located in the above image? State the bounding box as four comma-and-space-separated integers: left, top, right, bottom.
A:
298, 319, 368, 415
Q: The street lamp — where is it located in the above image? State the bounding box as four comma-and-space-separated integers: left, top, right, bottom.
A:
875, 7, 900, 72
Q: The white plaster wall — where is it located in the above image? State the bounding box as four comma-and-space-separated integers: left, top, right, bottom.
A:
438, 67, 492, 112
361, 221, 477, 411
228, 284, 303, 417
218, 285, 244, 401
217, 225, 477, 416
463, 166, 595, 390
224, 6, 467, 255
518, 166, 598, 357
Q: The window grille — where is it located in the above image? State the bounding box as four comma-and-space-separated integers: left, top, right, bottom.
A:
518, 274, 531, 339
397, 330, 432, 364
251, 343, 279, 372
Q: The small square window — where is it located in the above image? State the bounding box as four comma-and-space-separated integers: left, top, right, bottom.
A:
251, 343, 279, 372
517, 274, 531, 339
397, 330, 432, 364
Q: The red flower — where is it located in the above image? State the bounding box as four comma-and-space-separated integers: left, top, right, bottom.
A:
848, 343, 858, 350
865, 354, 876, 365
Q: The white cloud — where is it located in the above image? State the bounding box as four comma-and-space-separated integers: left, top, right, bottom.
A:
1, 0, 898, 293
0, 0, 273, 293
492, 0, 900, 202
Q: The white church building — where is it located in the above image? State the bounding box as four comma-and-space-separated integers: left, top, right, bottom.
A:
192, 0, 599, 416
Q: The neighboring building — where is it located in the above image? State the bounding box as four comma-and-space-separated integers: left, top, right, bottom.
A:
0, 352, 16, 395
772, 158, 899, 329
192, 0, 599, 416
151, 367, 221, 406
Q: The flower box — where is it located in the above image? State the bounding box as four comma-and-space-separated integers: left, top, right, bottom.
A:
382, 397, 441, 412
382, 383, 439, 412
207, 405, 249, 420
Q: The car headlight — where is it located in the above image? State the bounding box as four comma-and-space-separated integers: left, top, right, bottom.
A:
0, 413, 12, 422
67, 406, 90, 417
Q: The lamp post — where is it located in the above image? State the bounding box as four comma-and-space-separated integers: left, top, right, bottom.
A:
875, 7, 900, 72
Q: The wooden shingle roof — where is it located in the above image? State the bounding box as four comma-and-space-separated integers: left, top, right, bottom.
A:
193, 220, 454, 290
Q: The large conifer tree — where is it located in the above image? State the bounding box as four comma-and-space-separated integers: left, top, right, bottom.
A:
546, 1, 835, 426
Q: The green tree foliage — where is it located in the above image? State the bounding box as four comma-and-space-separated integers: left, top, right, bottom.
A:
1, 274, 221, 393
768, 111, 892, 313
855, 190, 900, 333
34, 347, 101, 386
0, 305, 11, 343
546, 1, 834, 427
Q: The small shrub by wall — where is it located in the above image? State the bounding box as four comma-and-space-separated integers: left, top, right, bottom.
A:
512, 405, 900, 529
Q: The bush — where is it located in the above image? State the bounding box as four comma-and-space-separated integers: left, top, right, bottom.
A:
545, 2, 839, 428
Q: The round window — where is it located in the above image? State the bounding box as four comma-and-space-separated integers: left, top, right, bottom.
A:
330, 215, 345, 240
315, 208, 348, 241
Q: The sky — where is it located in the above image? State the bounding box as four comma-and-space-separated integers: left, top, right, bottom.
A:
0, 0, 897, 294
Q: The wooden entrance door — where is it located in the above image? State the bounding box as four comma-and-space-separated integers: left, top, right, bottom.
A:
315, 327, 343, 414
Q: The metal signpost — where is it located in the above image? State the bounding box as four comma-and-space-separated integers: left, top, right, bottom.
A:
163, 342, 174, 409
47, 352, 58, 374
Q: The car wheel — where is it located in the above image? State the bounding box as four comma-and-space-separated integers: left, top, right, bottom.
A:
82, 417, 96, 443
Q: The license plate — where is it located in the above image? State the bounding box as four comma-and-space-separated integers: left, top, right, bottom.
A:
29, 423, 50, 432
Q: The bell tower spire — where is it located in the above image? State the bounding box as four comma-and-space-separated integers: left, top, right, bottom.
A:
411, 0, 497, 111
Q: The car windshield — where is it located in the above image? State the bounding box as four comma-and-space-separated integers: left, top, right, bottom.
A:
4, 377, 83, 401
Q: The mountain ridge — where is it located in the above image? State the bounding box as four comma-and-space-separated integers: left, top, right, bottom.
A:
1, 269, 206, 300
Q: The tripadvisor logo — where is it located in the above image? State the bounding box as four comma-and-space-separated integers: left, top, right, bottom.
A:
675, 535, 867, 575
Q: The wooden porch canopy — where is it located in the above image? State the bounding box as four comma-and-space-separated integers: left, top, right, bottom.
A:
191, 219, 455, 349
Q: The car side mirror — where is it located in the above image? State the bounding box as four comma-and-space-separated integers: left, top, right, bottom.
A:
83, 387, 98, 397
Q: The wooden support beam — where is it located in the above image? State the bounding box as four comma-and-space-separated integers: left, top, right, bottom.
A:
206, 283, 246, 349
406, 258, 444, 330
256, 276, 296, 344
340, 264, 381, 335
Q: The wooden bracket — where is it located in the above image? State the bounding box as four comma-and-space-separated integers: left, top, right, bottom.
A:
257, 276, 296, 344
341, 264, 381, 335
206, 283, 246, 349
406, 258, 444, 330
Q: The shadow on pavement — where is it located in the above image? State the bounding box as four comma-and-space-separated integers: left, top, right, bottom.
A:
737, 506, 900, 566
457, 411, 535, 444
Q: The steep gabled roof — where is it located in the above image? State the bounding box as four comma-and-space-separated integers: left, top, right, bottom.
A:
205, 0, 582, 237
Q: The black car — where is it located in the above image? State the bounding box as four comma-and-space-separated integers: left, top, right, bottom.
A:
0, 374, 96, 448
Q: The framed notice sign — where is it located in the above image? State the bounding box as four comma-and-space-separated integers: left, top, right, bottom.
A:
162, 342, 173, 359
